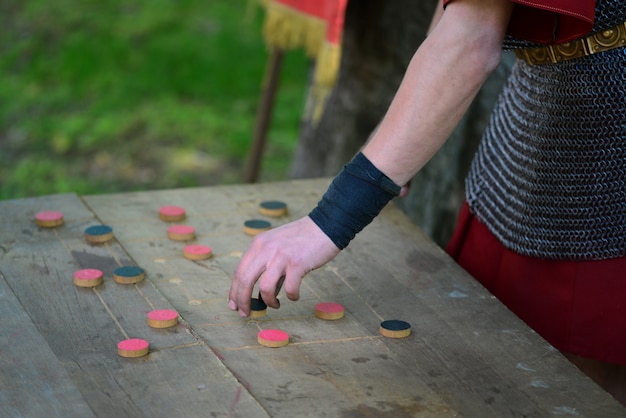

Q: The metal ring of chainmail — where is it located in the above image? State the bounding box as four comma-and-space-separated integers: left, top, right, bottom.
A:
465, 0, 626, 261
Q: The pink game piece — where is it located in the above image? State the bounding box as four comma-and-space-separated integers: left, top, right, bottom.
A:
159, 205, 186, 222
73, 269, 103, 287
258, 329, 289, 348
74, 269, 102, 280
117, 338, 150, 357
147, 309, 179, 328
314, 302, 345, 320
183, 244, 212, 260
167, 225, 195, 241
35, 211, 64, 228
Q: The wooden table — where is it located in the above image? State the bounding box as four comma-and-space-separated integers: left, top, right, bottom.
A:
1, 179, 623, 417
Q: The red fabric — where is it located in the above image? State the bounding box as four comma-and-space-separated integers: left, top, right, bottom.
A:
446, 202, 626, 366
324, 0, 348, 44
442, 0, 596, 44
273, 0, 326, 19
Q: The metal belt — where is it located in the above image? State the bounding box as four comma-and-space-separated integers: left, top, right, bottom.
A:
515, 22, 626, 65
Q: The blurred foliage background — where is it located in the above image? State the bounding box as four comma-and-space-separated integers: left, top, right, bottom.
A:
0, 0, 309, 199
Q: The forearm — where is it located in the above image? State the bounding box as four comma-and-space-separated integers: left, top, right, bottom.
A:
363, 0, 513, 186
228, 0, 515, 316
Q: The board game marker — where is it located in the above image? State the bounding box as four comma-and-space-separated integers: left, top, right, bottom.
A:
117, 338, 149, 358
147, 309, 179, 328
259, 200, 288, 217
314, 302, 345, 320
84, 225, 114, 243
243, 219, 271, 236
73, 269, 104, 288
159, 205, 186, 222
113, 266, 146, 284
249, 297, 267, 319
258, 329, 289, 348
379, 319, 412, 339
35, 211, 64, 228
183, 244, 212, 260
167, 225, 195, 241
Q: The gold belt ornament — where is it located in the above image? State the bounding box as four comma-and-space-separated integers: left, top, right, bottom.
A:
515, 22, 626, 65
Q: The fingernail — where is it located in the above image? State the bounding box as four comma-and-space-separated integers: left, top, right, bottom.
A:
239, 310, 248, 318
228, 300, 237, 310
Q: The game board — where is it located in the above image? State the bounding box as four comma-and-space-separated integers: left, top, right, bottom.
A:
1, 179, 623, 417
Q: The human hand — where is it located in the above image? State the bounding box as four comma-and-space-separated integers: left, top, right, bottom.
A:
228, 216, 340, 317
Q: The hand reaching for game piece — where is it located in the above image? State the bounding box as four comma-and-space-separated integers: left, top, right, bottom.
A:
229, 216, 340, 317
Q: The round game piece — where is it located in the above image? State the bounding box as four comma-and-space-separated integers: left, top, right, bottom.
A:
84, 225, 114, 243
35, 211, 64, 228
159, 205, 186, 222
117, 338, 150, 358
243, 219, 271, 236
73, 268, 104, 288
167, 225, 195, 241
314, 302, 345, 321
183, 244, 212, 260
259, 200, 288, 217
258, 329, 289, 348
147, 309, 179, 328
113, 266, 146, 284
249, 297, 267, 319
379, 320, 412, 339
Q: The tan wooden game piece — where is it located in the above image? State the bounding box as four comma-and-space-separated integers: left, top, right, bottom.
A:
147, 309, 179, 328
259, 201, 288, 217
159, 205, 186, 222
84, 225, 114, 243
249, 297, 267, 319
35, 211, 64, 228
314, 302, 345, 320
167, 225, 195, 241
258, 329, 289, 348
379, 320, 412, 338
183, 244, 212, 260
113, 266, 146, 284
73, 269, 104, 288
117, 338, 149, 358
243, 219, 271, 236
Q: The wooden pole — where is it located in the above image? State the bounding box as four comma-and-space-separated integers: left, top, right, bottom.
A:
244, 47, 284, 183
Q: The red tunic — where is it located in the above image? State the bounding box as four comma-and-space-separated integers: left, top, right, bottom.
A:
443, 0, 596, 44
447, 203, 626, 366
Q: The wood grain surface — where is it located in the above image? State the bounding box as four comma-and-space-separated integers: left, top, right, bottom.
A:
1, 180, 623, 417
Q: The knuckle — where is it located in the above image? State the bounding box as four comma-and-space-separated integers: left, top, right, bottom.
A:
258, 283, 272, 294
250, 233, 270, 248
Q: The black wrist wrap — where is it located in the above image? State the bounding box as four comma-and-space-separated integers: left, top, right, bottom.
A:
308, 152, 401, 249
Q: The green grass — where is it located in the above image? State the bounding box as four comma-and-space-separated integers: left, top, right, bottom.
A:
0, 0, 309, 199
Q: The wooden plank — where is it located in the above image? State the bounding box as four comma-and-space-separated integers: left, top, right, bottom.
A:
337, 203, 622, 416
83, 180, 626, 417
0, 193, 96, 244
0, 272, 95, 417
218, 338, 456, 417
0, 194, 267, 417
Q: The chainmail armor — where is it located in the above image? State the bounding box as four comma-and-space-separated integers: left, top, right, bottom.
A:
466, 0, 626, 260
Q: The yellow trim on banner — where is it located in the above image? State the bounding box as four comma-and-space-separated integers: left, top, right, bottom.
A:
314, 41, 341, 87
311, 42, 342, 121
262, 0, 326, 58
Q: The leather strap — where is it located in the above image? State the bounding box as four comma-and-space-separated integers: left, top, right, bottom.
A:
515, 22, 626, 65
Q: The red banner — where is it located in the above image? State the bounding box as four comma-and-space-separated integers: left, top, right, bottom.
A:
262, 0, 348, 121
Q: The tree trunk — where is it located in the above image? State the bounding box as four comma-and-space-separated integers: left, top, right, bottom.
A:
289, 0, 514, 247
